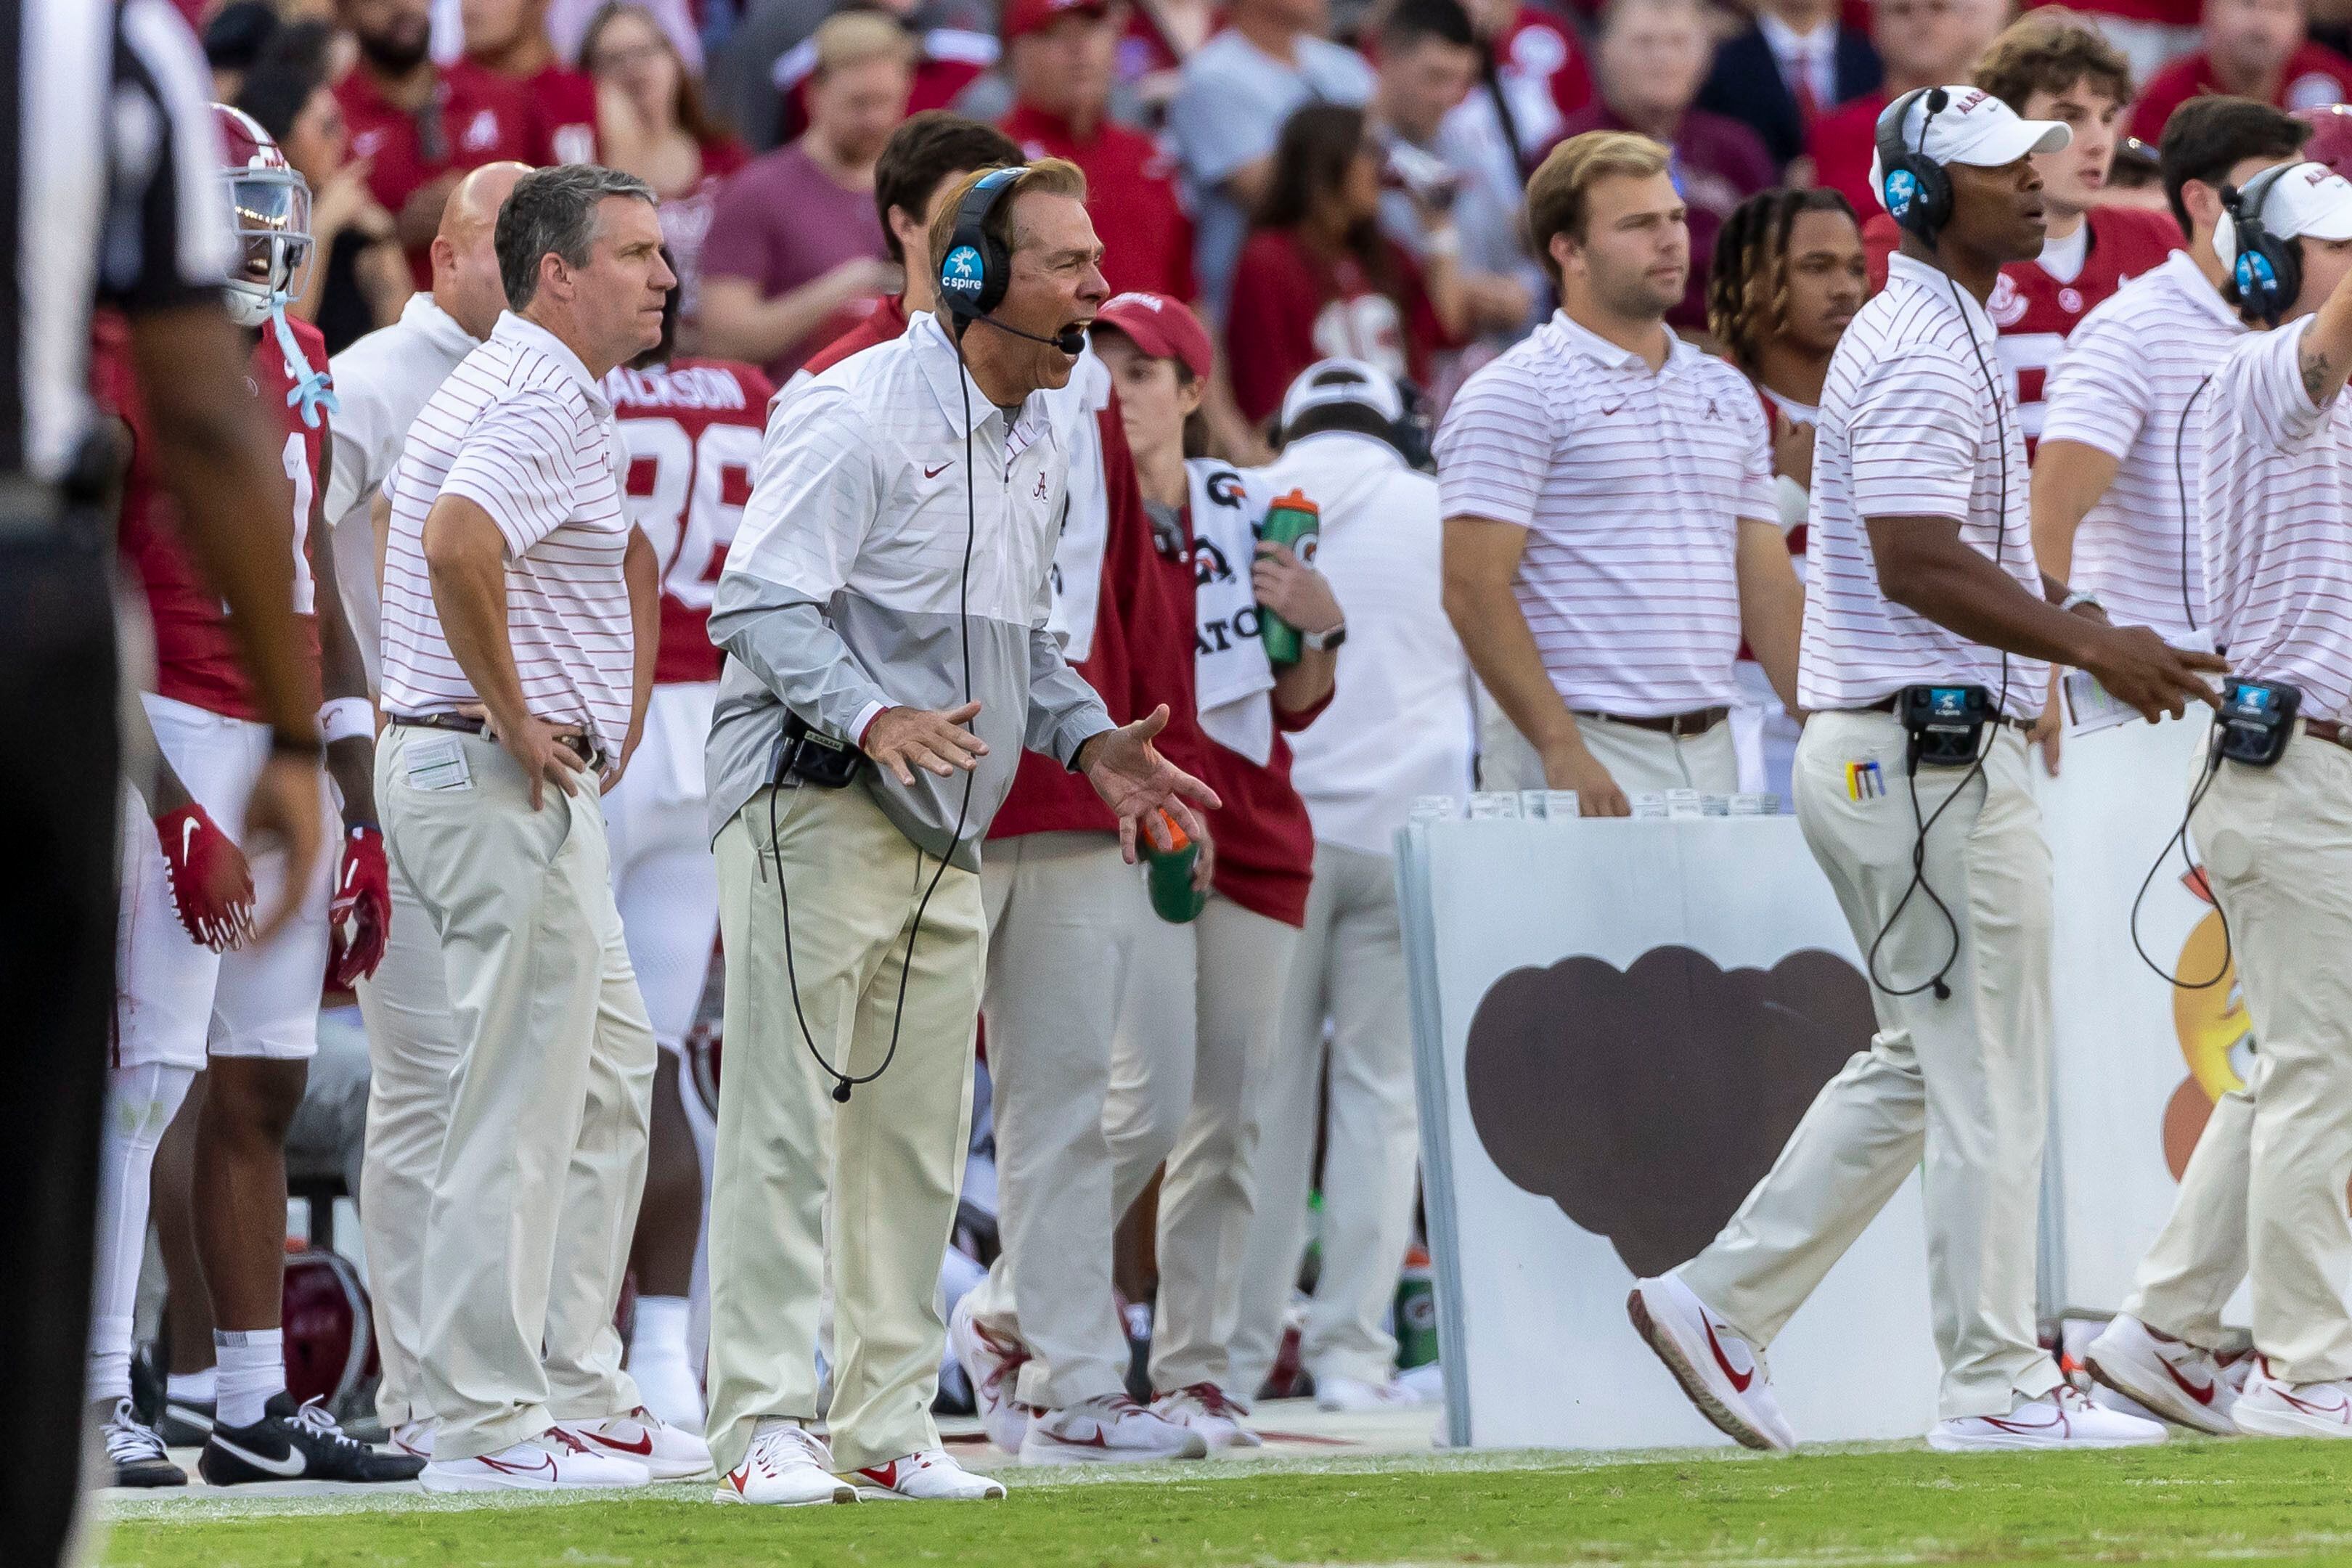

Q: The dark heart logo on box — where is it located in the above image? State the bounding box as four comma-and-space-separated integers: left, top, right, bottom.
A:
1465, 947, 1877, 1278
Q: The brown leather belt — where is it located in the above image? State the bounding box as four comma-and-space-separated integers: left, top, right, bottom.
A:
2306, 719, 2352, 751
1573, 706, 1729, 738
389, 711, 603, 769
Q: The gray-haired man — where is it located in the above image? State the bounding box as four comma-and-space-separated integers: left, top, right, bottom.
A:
376, 165, 707, 1491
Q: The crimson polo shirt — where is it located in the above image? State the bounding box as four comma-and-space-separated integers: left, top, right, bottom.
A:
2130, 42, 2352, 143
449, 59, 602, 167
1003, 102, 1197, 303
337, 64, 536, 291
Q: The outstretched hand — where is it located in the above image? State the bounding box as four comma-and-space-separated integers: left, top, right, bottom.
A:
1078, 705, 1223, 863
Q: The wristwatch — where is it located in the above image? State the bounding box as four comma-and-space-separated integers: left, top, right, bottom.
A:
2059, 589, 2104, 616
1302, 621, 1347, 652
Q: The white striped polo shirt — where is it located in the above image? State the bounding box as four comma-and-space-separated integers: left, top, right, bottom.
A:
1434, 311, 1776, 716
378, 311, 637, 751
2201, 314, 2352, 724
1799, 253, 2049, 716
2039, 250, 2242, 645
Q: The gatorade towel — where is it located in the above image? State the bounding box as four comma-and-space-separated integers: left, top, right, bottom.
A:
1185, 456, 1277, 764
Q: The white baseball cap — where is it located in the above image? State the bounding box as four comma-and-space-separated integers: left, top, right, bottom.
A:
1868, 86, 2072, 217
2214, 160, 2352, 274
1279, 358, 1405, 430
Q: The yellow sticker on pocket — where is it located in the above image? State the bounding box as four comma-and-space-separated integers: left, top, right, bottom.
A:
1845, 759, 1885, 801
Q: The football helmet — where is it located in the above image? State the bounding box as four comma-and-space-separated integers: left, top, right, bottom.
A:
213, 103, 313, 328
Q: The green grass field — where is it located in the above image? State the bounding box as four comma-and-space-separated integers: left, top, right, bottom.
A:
93, 1439, 2352, 1568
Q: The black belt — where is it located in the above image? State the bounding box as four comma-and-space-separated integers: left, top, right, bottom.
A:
389, 711, 604, 769
1573, 706, 1729, 738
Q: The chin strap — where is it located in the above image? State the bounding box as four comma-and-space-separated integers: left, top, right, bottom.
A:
269, 295, 340, 428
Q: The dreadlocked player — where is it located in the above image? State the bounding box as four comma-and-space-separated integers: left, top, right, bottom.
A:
1707, 187, 1868, 802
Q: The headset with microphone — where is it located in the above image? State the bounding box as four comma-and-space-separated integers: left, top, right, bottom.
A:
939, 166, 1088, 355
2216, 160, 2304, 329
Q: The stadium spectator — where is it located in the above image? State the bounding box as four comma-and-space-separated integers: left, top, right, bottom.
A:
235, 60, 412, 349
1116, 0, 1222, 116
453, 0, 604, 165
1707, 187, 1867, 801
1436, 131, 1801, 807
205, 0, 282, 102
1808, 0, 2008, 219
1556, 0, 1778, 330
769, 0, 1003, 144
335, 0, 536, 291
2131, 0, 2352, 142
1000, 0, 1197, 300
1166, 0, 1376, 316
584, 1, 753, 335
550, 0, 702, 73
1447, 0, 1594, 169
799, 113, 1026, 373
2059, 0, 2201, 86
1863, 16, 2182, 449
1224, 104, 1466, 428
1699, 0, 1884, 171
1228, 358, 1474, 1413
700, 11, 910, 380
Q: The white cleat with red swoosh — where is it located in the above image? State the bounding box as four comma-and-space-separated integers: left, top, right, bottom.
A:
1929, 1386, 2168, 1451
418, 1427, 652, 1492
555, 1406, 712, 1479
714, 1420, 857, 1506
1628, 1273, 1797, 1453
854, 1449, 1007, 1500
2086, 1315, 2240, 1436
2232, 1360, 2352, 1439
1019, 1394, 1208, 1464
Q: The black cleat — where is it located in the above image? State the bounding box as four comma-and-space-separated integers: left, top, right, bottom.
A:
197, 1393, 426, 1485
101, 1398, 188, 1488
157, 1393, 216, 1448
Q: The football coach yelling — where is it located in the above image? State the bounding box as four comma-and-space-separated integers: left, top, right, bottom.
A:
700, 158, 1220, 1506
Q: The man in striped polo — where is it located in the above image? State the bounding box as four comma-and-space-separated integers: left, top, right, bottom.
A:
1628, 86, 2221, 1454
1436, 130, 1803, 817
376, 163, 706, 1490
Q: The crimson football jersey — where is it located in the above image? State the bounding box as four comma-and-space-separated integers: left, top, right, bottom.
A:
1863, 205, 2183, 448
604, 356, 774, 686
96, 310, 328, 722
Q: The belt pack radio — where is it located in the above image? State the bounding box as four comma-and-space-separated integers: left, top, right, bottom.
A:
2216, 678, 2300, 767
1899, 685, 1993, 769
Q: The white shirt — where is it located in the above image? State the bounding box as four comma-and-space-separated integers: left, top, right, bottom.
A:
379, 311, 637, 750
1757, 12, 1837, 112
1435, 311, 1776, 715
2041, 250, 2241, 645
1265, 431, 1473, 857
2202, 314, 2352, 723
1800, 253, 2047, 714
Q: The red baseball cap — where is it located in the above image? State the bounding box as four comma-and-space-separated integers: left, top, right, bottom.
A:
1091, 291, 1215, 380
2296, 105, 2352, 182
1003, 0, 1111, 43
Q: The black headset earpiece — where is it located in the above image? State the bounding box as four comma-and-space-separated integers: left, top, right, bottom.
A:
936, 163, 1088, 355
1876, 86, 1953, 247
2222, 161, 2303, 328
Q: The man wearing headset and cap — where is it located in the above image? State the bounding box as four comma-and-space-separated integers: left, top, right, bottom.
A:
1628, 85, 2221, 1455
2102, 152, 2352, 1443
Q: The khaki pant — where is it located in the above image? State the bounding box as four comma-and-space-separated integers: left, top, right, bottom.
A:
1229, 841, 1420, 1395
1478, 692, 1740, 796
2124, 1090, 2252, 1348
1678, 711, 2065, 1420
2179, 736, 2352, 1381
377, 725, 656, 1461
966, 831, 1147, 1410
704, 783, 983, 1475
1106, 893, 1299, 1397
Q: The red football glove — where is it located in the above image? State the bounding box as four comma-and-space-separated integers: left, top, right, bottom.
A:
155, 803, 255, 952
327, 823, 391, 988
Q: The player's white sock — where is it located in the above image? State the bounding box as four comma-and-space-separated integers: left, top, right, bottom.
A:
629, 1295, 703, 1426
166, 1365, 218, 1404
87, 1062, 195, 1405
214, 1328, 285, 1429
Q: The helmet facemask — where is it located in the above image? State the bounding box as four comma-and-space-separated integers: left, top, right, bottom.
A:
221, 161, 315, 328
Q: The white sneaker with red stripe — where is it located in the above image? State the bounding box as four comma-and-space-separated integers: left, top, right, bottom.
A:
1149, 1383, 1262, 1449
389, 1420, 434, 1461
950, 1293, 1033, 1453
418, 1427, 651, 1492
2085, 1315, 2240, 1436
853, 1448, 1007, 1500
1628, 1273, 1796, 1453
1928, 1386, 2168, 1451
713, 1419, 856, 1506
2232, 1360, 2352, 1439
1018, 1393, 1209, 1464
555, 1406, 712, 1479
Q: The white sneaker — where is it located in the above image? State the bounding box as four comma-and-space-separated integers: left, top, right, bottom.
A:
1928, 1386, 2168, 1451
852, 1448, 1006, 1500
950, 1294, 1032, 1454
713, 1419, 857, 1506
556, 1406, 711, 1479
1315, 1374, 1422, 1412
1018, 1394, 1209, 1463
1150, 1383, 1262, 1449
1627, 1274, 1796, 1453
389, 1420, 434, 1461
2231, 1359, 2352, 1438
2085, 1316, 2239, 1436
419, 1429, 652, 1492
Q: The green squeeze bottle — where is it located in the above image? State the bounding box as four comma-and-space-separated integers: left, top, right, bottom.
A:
1256, 489, 1322, 666
1145, 810, 1209, 923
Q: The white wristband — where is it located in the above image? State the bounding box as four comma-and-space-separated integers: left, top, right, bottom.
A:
1423, 226, 1462, 259
319, 697, 375, 745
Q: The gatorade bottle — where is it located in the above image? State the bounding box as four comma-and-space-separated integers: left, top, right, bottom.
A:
1145, 810, 1208, 923
1256, 489, 1321, 665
